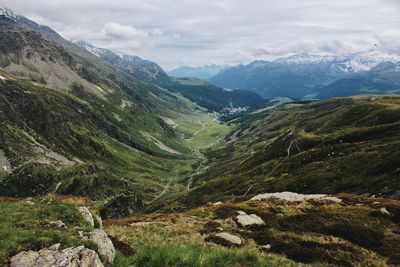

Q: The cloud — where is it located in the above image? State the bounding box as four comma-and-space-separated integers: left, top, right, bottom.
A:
1, 0, 399, 69
103, 22, 148, 39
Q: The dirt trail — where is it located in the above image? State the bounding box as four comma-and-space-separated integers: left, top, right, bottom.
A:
185, 118, 207, 141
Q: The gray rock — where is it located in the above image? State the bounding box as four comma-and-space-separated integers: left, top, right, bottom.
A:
236, 211, 265, 227
80, 248, 104, 266
10, 251, 38, 267
251, 191, 342, 203
79, 207, 95, 228
207, 232, 242, 247
50, 220, 66, 228
10, 244, 104, 267
48, 243, 61, 251
261, 244, 271, 251
89, 229, 115, 264
380, 207, 393, 216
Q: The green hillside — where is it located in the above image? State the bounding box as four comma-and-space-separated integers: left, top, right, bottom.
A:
156, 95, 400, 209
1, 6, 400, 267
0, 73, 231, 202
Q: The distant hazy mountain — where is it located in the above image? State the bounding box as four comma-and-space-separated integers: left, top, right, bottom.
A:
167, 65, 226, 80
211, 50, 400, 99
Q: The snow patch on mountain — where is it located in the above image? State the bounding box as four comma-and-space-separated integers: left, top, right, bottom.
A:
0, 6, 19, 22
335, 50, 400, 73
272, 50, 400, 73
73, 41, 109, 58
274, 53, 335, 65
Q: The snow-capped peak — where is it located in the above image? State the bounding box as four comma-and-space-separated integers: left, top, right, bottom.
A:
271, 50, 400, 73
114, 51, 129, 59
73, 40, 109, 58
335, 49, 400, 73
274, 53, 335, 65
0, 6, 19, 22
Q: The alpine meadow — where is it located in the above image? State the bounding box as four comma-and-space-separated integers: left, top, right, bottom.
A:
0, 1, 400, 267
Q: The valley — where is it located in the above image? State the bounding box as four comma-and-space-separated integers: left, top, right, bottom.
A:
1, 5, 400, 267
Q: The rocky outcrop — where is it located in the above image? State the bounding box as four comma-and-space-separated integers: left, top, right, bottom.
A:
9, 244, 104, 267
251, 192, 342, 203
0, 163, 59, 197
206, 232, 242, 247
0, 149, 11, 172
77, 207, 115, 264
79, 249, 104, 267
100, 194, 143, 219
79, 206, 95, 228
89, 229, 115, 265
236, 211, 265, 227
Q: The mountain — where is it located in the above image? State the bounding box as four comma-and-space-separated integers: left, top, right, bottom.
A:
155, 95, 400, 210
0, 6, 218, 202
0, 6, 61, 40
2, 6, 400, 267
144, 95, 400, 266
167, 64, 226, 80
318, 77, 400, 99
163, 77, 265, 111
274, 50, 399, 73
74, 40, 169, 84
0, 6, 264, 201
210, 50, 400, 99
74, 41, 266, 112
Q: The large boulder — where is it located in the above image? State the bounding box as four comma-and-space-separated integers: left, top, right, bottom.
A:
80, 248, 105, 266
236, 211, 265, 227
251, 191, 342, 203
89, 229, 115, 265
206, 232, 242, 247
79, 207, 95, 228
100, 194, 143, 219
9, 244, 104, 267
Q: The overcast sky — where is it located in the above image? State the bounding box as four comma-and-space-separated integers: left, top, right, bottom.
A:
1, 0, 400, 70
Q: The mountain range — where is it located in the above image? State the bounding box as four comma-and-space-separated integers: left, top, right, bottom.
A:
0, 5, 265, 199
167, 64, 226, 80
210, 50, 400, 99
1, 5, 400, 267
74, 40, 170, 84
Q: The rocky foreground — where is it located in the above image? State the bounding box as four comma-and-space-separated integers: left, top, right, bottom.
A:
1, 192, 400, 266
0, 197, 115, 267
105, 192, 400, 266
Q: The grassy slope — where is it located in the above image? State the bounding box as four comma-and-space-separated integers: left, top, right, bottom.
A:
1, 192, 399, 266
0, 196, 95, 266
106, 194, 400, 266
0, 195, 309, 267
157, 96, 400, 209
0, 76, 232, 202
162, 78, 266, 112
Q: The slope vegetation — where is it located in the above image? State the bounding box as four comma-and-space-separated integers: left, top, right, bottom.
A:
160, 96, 400, 208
